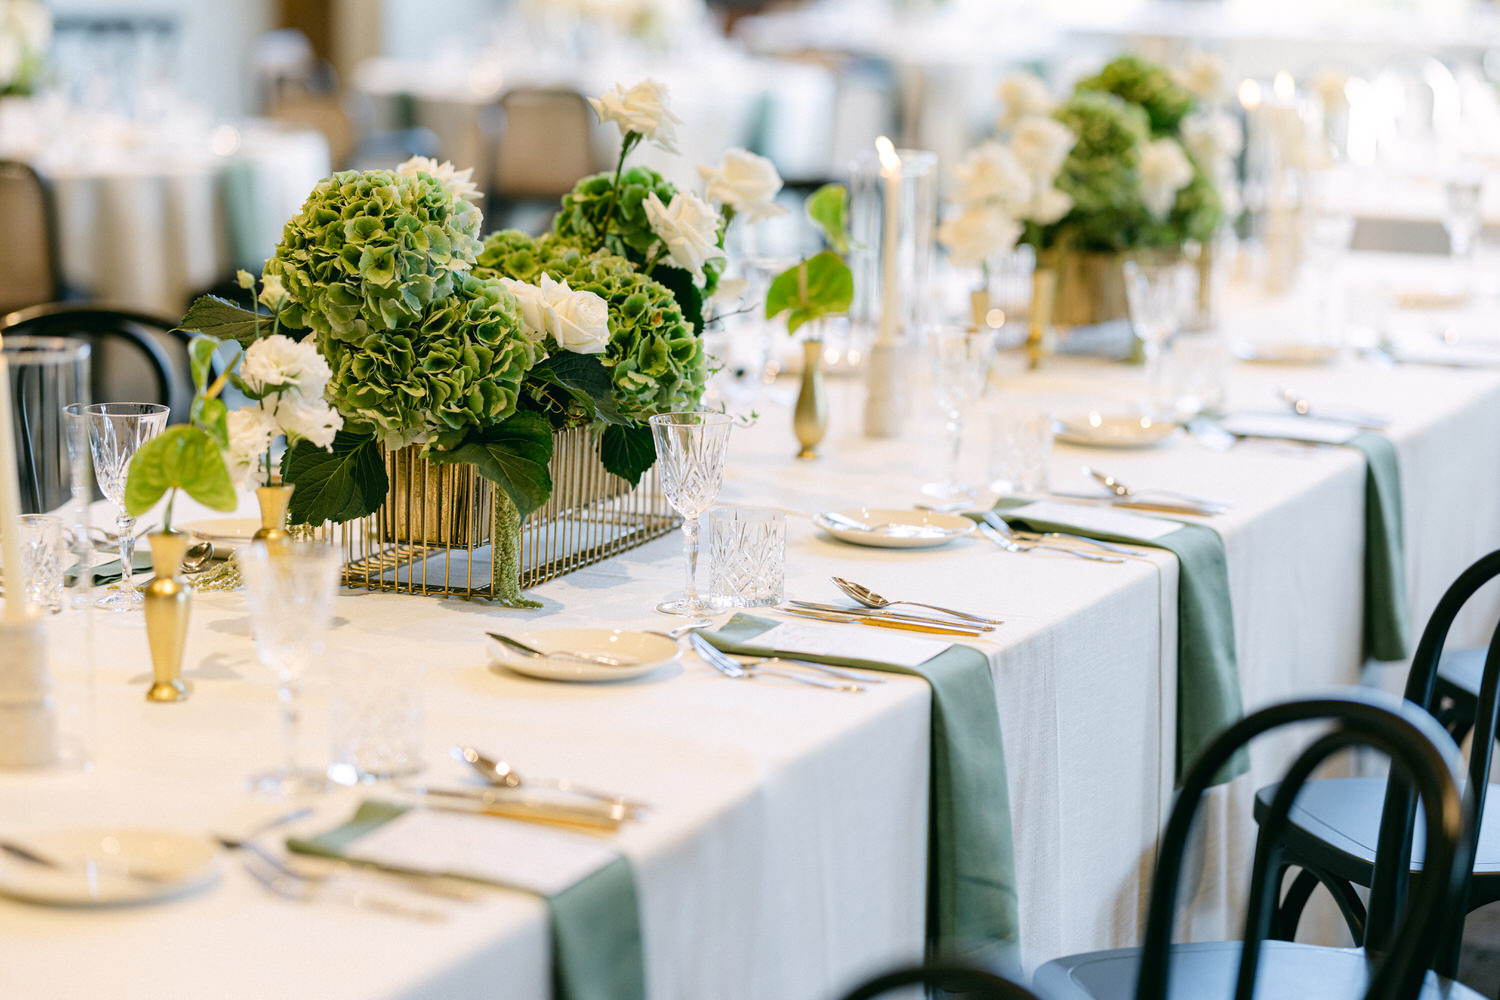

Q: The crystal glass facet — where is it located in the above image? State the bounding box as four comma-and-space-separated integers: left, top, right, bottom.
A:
83, 402, 168, 611
709, 507, 786, 609
649, 412, 734, 616
923, 325, 998, 501
1122, 260, 1192, 412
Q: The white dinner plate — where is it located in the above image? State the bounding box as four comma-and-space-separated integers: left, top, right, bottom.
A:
813, 508, 976, 549
1054, 414, 1178, 449
0, 829, 221, 907
486, 629, 679, 683
1230, 341, 1342, 365
179, 518, 261, 546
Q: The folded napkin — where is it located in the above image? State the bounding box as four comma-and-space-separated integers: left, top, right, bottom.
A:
984, 500, 1248, 786
700, 614, 1017, 961
86, 550, 154, 588
290, 801, 645, 1000
1346, 433, 1410, 663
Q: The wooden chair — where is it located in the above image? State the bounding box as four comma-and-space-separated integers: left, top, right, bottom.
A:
1034, 693, 1478, 999
486, 88, 599, 224
1254, 551, 1500, 975
837, 960, 1040, 1000
0, 161, 60, 313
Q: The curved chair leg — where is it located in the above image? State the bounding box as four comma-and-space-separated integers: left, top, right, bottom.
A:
1273, 866, 1367, 944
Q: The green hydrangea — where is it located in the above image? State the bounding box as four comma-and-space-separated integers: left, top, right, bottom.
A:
1043, 92, 1152, 252
475, 230, 585, 284
1077, 55, 1196, 136
552, 166, 677, 260
319, 272, 536, 450
265, 169, 483, 345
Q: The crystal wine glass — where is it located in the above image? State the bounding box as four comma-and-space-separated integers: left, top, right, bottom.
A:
83, 402, 168, 611
922, 325, 999, 502
1444, 174, 1484, 292
649, 412, 734, 616
239, 539, 343, 797
1122, 259, 1191, 412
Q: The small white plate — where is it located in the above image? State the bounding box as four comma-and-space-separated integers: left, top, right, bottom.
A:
0, 829, 221, 907
813, 508, 976, 549
179, 518, 261, 546
1230, 341, 1342, 365
486, 629, 679, 683
1055, 414, 1179, 449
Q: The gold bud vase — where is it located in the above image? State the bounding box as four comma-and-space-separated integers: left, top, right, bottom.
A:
144, 531, 193, 703
253, 483, 295, 555
793, 338, 828, 460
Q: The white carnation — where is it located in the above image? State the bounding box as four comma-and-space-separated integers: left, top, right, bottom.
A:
698, 149, 786, 222
644, 190, 723, 282
267, 393, 343, 450
1010, 116, 1075, 181
588, 78, 683, 153
539, 274, 610, 354
223, 404, 278, 489
239, 334, 333, 400
996, 72, 1054, 130
952, 141, 1031, 213
1138, 138, 1195, 219
938, 203, 1021, 268
397, 156, 483, 208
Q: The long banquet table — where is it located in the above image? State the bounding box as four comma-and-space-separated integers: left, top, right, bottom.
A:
4, 252, 1500, 998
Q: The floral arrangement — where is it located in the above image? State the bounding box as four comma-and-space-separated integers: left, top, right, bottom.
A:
0, 0, 49, 96
172, 80, 779, 605
941, 56, 1241, 267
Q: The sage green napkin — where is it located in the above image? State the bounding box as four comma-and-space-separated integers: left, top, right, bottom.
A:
289, 800, 646, 1000
86, 550, 154, 588
984, 501, 1248, 786
700, 614, 1018, 960
1347, 433, 1410, 663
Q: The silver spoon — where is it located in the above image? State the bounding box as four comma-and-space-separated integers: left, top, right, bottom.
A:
1082, 467, 1227, 509
830, 577, 1003, 625
182, 541, 216, 574
450, 746, 651, 813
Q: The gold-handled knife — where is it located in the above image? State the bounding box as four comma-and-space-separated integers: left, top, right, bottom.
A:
419, 788, 630, 833
775, 606, 990, 637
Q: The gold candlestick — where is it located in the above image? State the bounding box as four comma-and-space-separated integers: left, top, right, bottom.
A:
144, 531, 193, 703
253, 483, 295, 555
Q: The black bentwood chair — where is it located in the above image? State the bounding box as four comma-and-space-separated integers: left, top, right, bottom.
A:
837, 961, 1042, 1000
1255, 550, 1500, 972
1033, 693, 1477, 1000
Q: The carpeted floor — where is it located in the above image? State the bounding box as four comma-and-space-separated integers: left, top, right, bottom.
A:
1461, 903, 1500, 997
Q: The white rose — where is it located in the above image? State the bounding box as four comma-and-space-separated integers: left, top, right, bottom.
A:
539, 274, 610, 354
267, 393, 343, 450
952, 141, 1031, 213
1175, 52, 1228, 103
1139, 138, 1195, 219
644, 190, 724, 282
396, 155, 483, 207
1010, 116, 1075, 181
239, 334, 333, 399
1025, 185, 1073, 226
0, 37, 17, 91
224, 404, 278, 489
499, 277, 551, 341
996, 72, 1054, 130
938, 203, 1021, 268
1180, 111, 1242, 168
588, 78, 683, 153
697, 149, 786, 222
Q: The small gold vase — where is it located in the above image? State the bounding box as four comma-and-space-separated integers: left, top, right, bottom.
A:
793, 338, 828, 459
143, 531, 193, 703
253, 483, 295, 555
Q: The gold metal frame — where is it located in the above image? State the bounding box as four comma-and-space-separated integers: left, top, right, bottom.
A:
334, 427, 677, 599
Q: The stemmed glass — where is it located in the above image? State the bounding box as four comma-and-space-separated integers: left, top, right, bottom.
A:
239, 539, 343, 797
922, 325, 999, 501
1122, 260, 1191, 412
649, 412, 734, 616
83, 402, 168, 611
1444, 174, 1484, 292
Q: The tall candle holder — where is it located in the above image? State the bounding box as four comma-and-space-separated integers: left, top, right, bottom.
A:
850, 140, 937, 439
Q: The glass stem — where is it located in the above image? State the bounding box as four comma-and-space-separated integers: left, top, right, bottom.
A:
116, 513, 135, 594
1144, 341, 1166, 409
279, 671, 301, 781
946, 410, 964, 490
682, 516, 700, 604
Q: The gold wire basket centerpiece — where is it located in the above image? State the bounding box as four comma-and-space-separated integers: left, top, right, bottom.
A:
335, 426, 677, 601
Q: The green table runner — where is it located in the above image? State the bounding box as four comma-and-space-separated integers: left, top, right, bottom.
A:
1348, 432, 1410, 663
985, 501, 1248, 786
289, 801, 646, 1000
701, 614, 1017, 961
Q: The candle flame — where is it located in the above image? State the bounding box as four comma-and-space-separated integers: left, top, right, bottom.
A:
1273, 71, 1295, 100
875, 136, 901, 173
1238, 78, 1262, 110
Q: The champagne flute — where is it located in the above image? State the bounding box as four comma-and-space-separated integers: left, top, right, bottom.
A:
649, 412, 733, 616
922, 325, 998, 502
240, 539, 343, 797
83, 402, 168, 611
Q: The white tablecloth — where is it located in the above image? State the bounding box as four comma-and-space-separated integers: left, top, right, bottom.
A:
3, 252, 1500, 995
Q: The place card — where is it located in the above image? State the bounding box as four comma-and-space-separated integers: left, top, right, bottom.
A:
337, 808, 618, 897
755, 621, 952, 667
1007, 501, 1183, 541
1218, 413, 1361, 445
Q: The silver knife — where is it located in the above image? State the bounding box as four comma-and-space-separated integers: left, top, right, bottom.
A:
788, 600, 997, 632
775, 606, 990, 636
1045, 493, 1227, 516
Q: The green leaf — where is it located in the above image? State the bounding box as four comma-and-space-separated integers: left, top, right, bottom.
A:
124, 425, 237, 517
528, 353, 628, 425
187, 334, 220, 391
806, 184, 850, 254
599, 423, 656, 486
427, 412, 554, 521
763, 251, 854, 334
191, 396, 229, 449
283, 430, 389, 525
650, 264, 706, 334
179, 295, 263, 348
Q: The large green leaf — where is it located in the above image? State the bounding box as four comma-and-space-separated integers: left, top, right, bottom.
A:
806, 184, 850, 254
282, 430, 389, 525
528, 352, 628, 426
763, 251, 854, 334
599, 423, 656, 486
179, 295, 264, 348
427, 412, 554, 521
124, 425, 237, 516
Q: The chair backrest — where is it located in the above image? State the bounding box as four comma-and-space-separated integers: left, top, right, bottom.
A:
835, 961, 1041, 1000
0, 304, 190, 421
0, 161, 59, 313
1136, 693, 1466, 1000
490, 89, 598, 201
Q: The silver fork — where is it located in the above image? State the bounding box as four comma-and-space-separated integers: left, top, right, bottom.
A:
240, 859, 449, 922
977, 516, 1123, 563
690, 634, 864, 693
